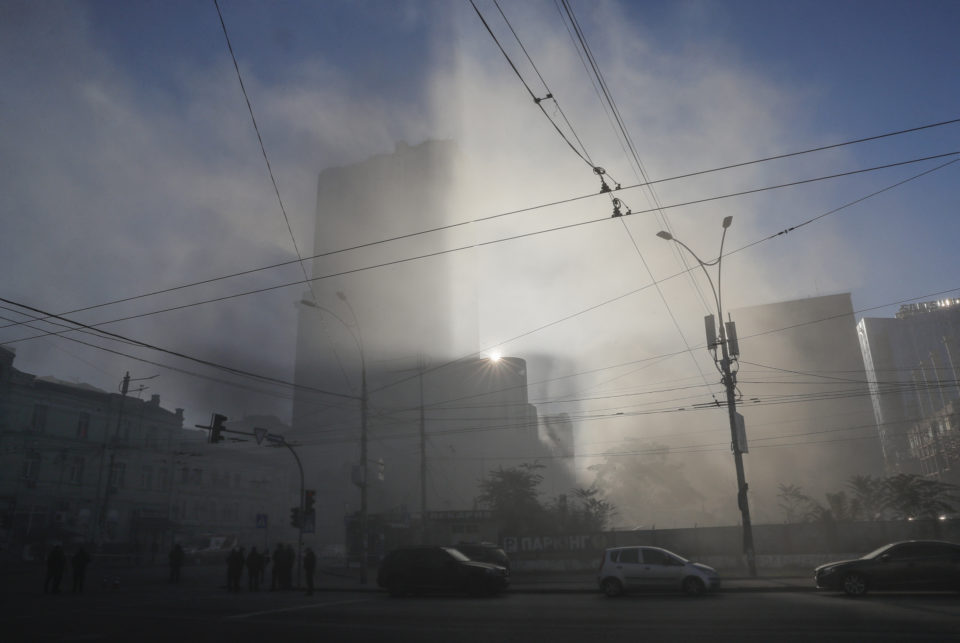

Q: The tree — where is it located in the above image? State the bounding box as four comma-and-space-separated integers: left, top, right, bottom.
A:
588, 442, 707, 528
565, 487, 617, 532
846, 474, 885, 520
476, 463, 547, 535
822, 491, 855, 522
882, 474, 959, 520
776, 483, 811, 523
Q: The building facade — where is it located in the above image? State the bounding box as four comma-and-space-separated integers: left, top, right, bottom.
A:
292, 142, 576, 547
858, 298, 960, 477
0, 347, 297, 556
732, 293, 884, 512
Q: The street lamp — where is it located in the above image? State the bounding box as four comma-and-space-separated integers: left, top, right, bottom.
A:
300, 294, 369, 584
656, 217, 757, 577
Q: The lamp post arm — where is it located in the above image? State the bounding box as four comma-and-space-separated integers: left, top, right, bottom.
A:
717, 225, 729, 325
671, 238, 722, 318
300, 300, 363, 359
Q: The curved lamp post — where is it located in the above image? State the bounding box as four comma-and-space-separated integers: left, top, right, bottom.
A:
657, 217, 757, 577
300, 294, 369, 584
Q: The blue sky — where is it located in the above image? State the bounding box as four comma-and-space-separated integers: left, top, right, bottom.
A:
1, 0, 958, 517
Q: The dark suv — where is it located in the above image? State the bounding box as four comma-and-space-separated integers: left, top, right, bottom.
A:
377, 546, 510, 596
453, 542, 511, 571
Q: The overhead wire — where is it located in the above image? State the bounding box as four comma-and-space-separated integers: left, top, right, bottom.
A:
212, 0, 354, 394
3, 160, 958, 425
1, 154, 956, 424
5, 148, 955, 354
1, 118, 956, 337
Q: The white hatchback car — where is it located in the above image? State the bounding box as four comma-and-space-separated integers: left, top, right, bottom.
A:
597, 546, 720, 597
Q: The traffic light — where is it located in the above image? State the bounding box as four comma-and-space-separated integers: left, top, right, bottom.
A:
304, 489, 315, 514
210, 413, 227, 444
290, 506, 301, 529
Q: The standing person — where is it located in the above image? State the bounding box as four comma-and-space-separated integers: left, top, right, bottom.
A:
168, 543, 184, 583
44, 544, 67, 594
71, 547, 91, 594
246, 547, 261, 591
258, 547, 269, 587
282, 544, 295, 589
303, 547, 316, 596
270, 544, 282, 591
225, 548, 236, 591
226, 548, 239, 592
232, 547, 246, 592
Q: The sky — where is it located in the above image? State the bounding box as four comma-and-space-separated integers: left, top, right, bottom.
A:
2, 0, 958, 524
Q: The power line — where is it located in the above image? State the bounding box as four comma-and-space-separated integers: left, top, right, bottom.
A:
6, 148, 955, 354
469, 0, 596, 171
3, 118, 955, 336
211, 0, 318, 304
2, 160, 956, 416
480, 0, 722, 412
0, 296, 358, 402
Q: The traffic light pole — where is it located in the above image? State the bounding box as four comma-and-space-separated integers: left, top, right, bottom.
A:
94, 372, 130, 543
279, 438, 305, 589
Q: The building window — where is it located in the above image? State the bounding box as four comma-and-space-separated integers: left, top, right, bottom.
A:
159, 467, 170, 491
31, 404, 47, 432
140, 466, 153, 490
76, 412, 90, 439
68, 456, 85, 485
145, 427, 158, 449
109, 462, 126, 489
223, 503, 240, 522
181, 467, 190, 484
23, 452, 41, 487
191, 468, 202, 486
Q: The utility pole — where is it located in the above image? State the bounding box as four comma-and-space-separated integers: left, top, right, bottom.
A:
418, 355, 427, 543
714, 316, 756, 577
657, 217, 756, 577
359, 365, 369, 584
96, 371, 130, 543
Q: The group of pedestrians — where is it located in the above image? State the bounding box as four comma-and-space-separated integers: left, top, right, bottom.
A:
43, 544, 92, 594
225, 543, 312, 592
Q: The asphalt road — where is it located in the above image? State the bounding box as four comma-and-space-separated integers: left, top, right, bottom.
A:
5, 579, 960, 643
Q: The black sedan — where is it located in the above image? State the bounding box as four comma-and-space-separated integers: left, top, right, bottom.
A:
377, 546, 510, 597
815, 539, 960, 596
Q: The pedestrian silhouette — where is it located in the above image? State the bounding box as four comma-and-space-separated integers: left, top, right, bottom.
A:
259, 548, 269, 587
227, 547, 245, 592
271, 544, 282, 590
44, 544, 66, 594
246, 547, 262, 591
282, 544, 295, 589
71, 547, 91, 593
303, 547, 316, 595
168, 544, 184, 583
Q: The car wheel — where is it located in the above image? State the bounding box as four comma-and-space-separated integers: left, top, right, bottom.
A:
842, 572, 868, 597
601, 578, 623, 597
682, 577, 706, 596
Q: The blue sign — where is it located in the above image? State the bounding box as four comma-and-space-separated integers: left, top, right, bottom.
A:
256, 513, 268, 529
